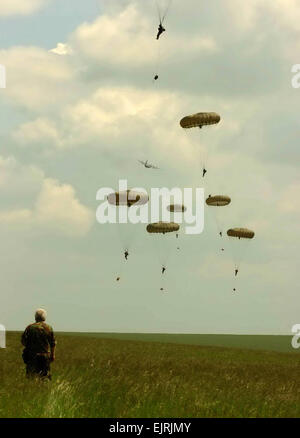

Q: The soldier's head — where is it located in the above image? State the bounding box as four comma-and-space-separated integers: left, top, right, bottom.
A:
35, 308, 47, 322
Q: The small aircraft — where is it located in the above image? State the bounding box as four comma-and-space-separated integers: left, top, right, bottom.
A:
138, 160, 159, 169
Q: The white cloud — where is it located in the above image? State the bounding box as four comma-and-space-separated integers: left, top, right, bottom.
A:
0, 156, 93, 236
34, 178, 93, 236
0, 209, 32, 224
72, 4, 217, 67
226, 0, 300, 32
64, 86, 179, 137
0, 47, 74, 110
265, 0, 300, 32
13, 86, 183, 150
13, 118, 62, 147
49, 43, 73, 56
0, 178, 93, 237
0, 0, 49, 16
279, 181, 300, 214
0, 155, 44, 194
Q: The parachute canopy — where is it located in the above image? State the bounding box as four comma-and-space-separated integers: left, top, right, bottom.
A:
206, 195, 231, 207
147, 221, 180, 234
167, 204, 186, 212
227, 228, 255, 239
180, 112, 221, 129
107, 190, 148, 207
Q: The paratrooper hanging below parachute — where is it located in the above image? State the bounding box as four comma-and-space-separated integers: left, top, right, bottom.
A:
227, 227, 255, 277
156, 23, 165, 40
147, 221, 180, 289
206, 195, 231, 239
153, 0, 173, 81
167, 204, 186, 248
107, 189, 148, 276
155, 0, 172, 39
180, 112, 221, 178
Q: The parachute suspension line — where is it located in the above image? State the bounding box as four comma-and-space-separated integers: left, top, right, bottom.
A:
161, 0, 173, 24
180, 113, 221, 183
182, 128, 207, 181
227, 230, 254, 275
155, 0, 162, 23
155, 0, 173, 24
198, 127, 204, 173
115, 253, 128, 284
198, 126, 210, 177
147, 222, 180, 291
153, 40, 162, 83
214, 212, 223, 237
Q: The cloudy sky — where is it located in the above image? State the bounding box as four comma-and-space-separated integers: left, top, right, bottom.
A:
0, 0, 299, 334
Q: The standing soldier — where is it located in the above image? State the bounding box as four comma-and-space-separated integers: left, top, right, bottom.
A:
21, 308, 56, 380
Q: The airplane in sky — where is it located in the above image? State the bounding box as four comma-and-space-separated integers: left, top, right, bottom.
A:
138, 160, 159, 169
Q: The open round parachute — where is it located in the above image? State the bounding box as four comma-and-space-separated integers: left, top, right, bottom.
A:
180, 112, 221, 129
206, 195, 231, 239
227, 227, 255, 285
146, 222, 180, 234
107, 190, 149, 207
206, 195, 231, 207
147, 220, 180, 290
227, 228, 255, 239
167, 204, 186, 213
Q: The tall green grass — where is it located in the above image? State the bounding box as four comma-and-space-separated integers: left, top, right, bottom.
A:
59, 332, 296, 353
0, 332, 299, 418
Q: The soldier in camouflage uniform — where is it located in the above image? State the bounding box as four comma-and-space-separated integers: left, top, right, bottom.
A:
21, 309, 56, 380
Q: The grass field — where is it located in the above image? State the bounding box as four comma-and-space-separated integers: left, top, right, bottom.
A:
60, 332, 297, 353
0, 332, 299, 418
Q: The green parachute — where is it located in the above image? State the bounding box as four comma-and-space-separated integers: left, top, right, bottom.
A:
227, 227, 255, 281
167, 204, 186, 213
147, 221, 180, 291
206, 195, 231, 207
227, 228, 255, 239
206, 195, 231, 239
107, 190, 149, 207
107, 189, 149, 281
146, 221, 180, 234
180, 112, 221, 129
180, 112, 221, 178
